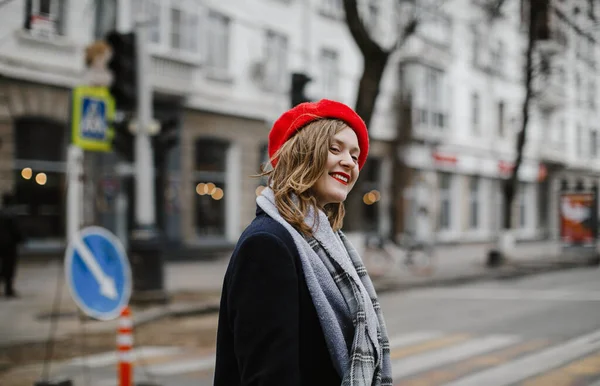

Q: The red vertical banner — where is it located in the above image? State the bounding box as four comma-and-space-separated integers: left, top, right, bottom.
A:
559, 191, 597, 247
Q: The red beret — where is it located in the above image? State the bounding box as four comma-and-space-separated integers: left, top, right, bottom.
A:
268, 99, 369, 170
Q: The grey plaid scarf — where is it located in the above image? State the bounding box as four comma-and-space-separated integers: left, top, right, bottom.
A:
257, 188, 392, 385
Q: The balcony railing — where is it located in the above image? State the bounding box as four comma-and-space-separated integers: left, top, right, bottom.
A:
150, 54, 198, 96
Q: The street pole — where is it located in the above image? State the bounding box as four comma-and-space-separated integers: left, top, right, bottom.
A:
134, 22, 156, 228
66, 145, 83, 242
128, 20, 166, 303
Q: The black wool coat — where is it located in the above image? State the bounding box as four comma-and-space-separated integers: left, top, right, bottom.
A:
214, 206, 342, 386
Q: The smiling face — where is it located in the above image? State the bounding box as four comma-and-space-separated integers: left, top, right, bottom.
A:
312, 127, 360, 208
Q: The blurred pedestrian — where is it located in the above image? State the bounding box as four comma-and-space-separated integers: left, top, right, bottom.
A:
0, 193, 24, 298
214, 99, 392, 385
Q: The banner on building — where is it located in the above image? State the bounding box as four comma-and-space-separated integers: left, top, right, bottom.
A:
559, 191, 597, 249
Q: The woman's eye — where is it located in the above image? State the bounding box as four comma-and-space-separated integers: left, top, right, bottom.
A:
352, 156, 359, 162
330, 146, 340, 152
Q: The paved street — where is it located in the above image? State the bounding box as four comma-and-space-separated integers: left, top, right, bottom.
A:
13, 266, 599, 386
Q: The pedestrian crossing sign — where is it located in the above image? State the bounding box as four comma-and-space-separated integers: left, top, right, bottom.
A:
71, 86, 115, 152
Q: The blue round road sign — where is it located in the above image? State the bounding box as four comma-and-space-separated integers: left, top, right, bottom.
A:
65, 226, 132, 321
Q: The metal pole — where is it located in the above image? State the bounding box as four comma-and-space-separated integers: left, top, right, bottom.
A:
129, 20, 166, 304
134, 22, 156, 229
66, 145, 83, 242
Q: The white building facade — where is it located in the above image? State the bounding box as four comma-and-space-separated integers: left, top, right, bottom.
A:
0, 0, 597, 254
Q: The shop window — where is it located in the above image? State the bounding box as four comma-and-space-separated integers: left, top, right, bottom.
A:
469, 176, 480, 229
257, 143, 270, 188
362, 158, 381, 232
194, 138, 228, 237
438, 172, 452, 230
13, 169, 65, 239
13, 117, 67, 240
519, 184, 527, 228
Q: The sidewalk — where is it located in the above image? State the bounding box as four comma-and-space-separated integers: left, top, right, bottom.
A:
0, 239, 596, 348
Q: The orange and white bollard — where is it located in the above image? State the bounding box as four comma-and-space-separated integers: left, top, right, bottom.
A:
117, 306, 133, 386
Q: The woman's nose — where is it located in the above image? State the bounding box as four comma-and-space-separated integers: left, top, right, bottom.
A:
339, 152, 354, 168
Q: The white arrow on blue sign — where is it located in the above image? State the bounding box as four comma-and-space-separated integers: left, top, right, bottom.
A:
65, 226, 132, 321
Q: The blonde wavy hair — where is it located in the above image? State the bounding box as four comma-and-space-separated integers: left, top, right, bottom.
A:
260, 119, 351, 237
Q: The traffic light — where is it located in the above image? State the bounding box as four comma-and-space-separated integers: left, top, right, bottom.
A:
106, 31, 137, 111
290, 72, 312, 107
111, 118, 134, 162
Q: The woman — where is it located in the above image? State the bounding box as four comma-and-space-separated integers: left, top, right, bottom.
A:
214, 99, 392, 386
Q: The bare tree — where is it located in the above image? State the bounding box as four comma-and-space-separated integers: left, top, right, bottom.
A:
489, 0, 546, 266
342, 0, 417, 128
341, 0, 418, 230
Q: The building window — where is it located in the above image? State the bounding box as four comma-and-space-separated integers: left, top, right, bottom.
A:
559, 118, 566, 146
131, 0, 161, 43
591, 129, 598, 158
94, 0, 116, 39
472, 92, 480, 134
490, 41, 504, 75
589, 81, 596, 109
320, 49, 339, 98
496, 41, 504, 75
422, 67, 445, 130
576, 124, 583, 156
438, 173, 452, 230
497, 101, 505, 136
194, 138, 229, 237
518, 184, 526, 228
575, 73, 582, 106
321, 0, 343, 19
130, 0, 201, 53
169, 4, 199, 53
472, 27, 480, 66
264, 30, 288, 91
24, 0, 66, 37
206, 11, 231, 70
469, 176, 480, 229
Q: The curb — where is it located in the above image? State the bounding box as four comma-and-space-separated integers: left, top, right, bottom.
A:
374, 259, 596, 293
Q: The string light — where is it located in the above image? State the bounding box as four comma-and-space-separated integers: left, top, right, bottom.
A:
35, 172, 47, 185
21, 168, 32, 180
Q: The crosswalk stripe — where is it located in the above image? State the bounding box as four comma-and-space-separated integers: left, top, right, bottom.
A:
389, 331, 445, 348
391, 334, 470, 360
520, 351, 600, 386
396, 340, 550, 386
444, 329, 600, 386
391, 335, 520, 379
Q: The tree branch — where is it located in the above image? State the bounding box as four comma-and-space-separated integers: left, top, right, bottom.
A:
393, 18, 418, 51
343, 0, 387, 56
486, 0, 507, 20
